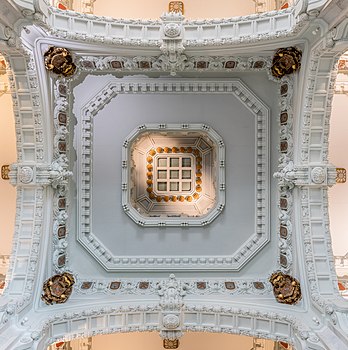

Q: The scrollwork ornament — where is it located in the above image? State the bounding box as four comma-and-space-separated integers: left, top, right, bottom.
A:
273, 161, 296, 190
269, 271, 302, 305
41, 272, 75, 305
44, 47, 76, 77
271, 47, 302, 78
311, 167, 326, 184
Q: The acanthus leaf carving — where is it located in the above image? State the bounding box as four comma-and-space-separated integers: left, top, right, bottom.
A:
160, 12, 185, 76
48, 154, 72, 189
157, 274, 188, 312
157, 274, 188, 341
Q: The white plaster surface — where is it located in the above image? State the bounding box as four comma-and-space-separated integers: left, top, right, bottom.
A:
71, 72, 279, 277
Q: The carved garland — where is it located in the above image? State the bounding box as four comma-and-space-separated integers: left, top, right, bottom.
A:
274, 75, 294, 274
51, 78, 71, 273
74, 277, 272, 296
77, 55, 271, 74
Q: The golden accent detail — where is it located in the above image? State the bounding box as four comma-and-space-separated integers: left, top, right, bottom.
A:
44, 47, 76, 77
163, 339, 179, 349
336, 168, 346, 183
271, 47, 302, 78
168, 1, 184, 14
146, 146, 201, 202
41, 272, 75, 305
1, 165, 10, 180
269, 271, 302, 305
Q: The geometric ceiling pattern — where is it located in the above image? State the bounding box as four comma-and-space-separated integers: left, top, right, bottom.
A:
1, 0, 348, 349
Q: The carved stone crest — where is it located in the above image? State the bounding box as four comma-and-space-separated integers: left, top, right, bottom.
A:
19, 166, 34, 184
164, 23, 181, 38
271, 47, 302, 78
269, 271, 302, 305
311, 166, 326, 184
44, 47, 76, 77
163, 314, 180, 329
41, 272, 75, 305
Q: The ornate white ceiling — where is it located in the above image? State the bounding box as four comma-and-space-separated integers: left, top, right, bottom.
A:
1, 0, 348, 349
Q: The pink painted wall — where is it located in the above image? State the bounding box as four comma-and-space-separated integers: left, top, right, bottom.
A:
91, 332, 275, 350
93, 0, 255, 20
0, 85, 16, 257
329, 93, 348, 256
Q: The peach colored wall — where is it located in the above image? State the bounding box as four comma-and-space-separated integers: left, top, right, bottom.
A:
0, 75, 16, 257
90, 332, 275, 350
93, 0, 256, 20
329, 93, 348, 256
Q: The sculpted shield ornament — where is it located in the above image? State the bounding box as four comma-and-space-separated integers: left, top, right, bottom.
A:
41, 272, 75, 305
44, 47, 76, 77
269, 271, 302, 305
271, 47, 302, 78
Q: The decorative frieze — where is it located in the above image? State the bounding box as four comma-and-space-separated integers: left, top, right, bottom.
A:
74, 276, 272, 296
77, 54, 271, 74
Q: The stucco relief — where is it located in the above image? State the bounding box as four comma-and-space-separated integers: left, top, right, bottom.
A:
123, 125, 223, 225
3, 1, 348, 348
75, 78, 269, 271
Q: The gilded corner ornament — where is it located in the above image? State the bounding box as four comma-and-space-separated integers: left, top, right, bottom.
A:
44, 47, 76, 77
41, 272, 75, 305
271, 47, 302, 79
269, 271, 302, 305
169, 1, 184, 14
163, 339, 179, 349
1, 165, 10, 180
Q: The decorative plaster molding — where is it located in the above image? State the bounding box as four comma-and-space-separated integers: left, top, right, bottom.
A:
50, 78, 74, 273
296, 25, 348, 319
74, 276, 272, 297
160, 12, 184, 75
37, 299, 324, 349
0, 53, 50, 319
76, 78, 269, 271
77, 54, 272, 74
122, 124, 224, 227
274, 76, 294, 274
46, 6, 309, 49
